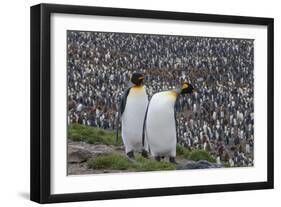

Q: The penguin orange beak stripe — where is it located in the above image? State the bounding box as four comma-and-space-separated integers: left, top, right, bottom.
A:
138, 76, 144, 80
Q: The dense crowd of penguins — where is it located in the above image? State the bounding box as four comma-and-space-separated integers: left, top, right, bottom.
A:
67, 31, 254, 167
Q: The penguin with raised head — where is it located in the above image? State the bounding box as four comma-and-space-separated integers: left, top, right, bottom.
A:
116, 72, 149, 158
144, 82, 195, 163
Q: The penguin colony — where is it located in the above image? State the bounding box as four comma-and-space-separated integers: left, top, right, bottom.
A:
117, 72, 195, 163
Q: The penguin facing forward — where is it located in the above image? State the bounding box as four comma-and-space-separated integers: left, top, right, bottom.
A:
117, 72, 149, 158
144, 82, 195, 163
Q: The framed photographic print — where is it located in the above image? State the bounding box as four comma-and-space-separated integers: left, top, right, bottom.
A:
30, 3, 274, 204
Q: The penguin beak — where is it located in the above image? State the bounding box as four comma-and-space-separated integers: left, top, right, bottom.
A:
138, 76, 144, 80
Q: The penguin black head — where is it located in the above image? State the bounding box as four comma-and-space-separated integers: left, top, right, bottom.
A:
180, 82, 195, 94
131, 72, 145, 86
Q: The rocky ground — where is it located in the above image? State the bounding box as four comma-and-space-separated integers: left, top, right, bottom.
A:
67, 139, 221, 175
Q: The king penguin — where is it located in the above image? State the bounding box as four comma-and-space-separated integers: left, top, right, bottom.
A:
117, 72, 149, 158
144, 82, 195, 163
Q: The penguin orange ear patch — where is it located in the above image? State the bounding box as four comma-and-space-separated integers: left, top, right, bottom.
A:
182, 83, 189, 89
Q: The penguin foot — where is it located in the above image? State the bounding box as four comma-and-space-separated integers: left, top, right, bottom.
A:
141, 150, 148, 158
155, 156, 161, 162
127, 151, 135, 159
169, 157, 178, 164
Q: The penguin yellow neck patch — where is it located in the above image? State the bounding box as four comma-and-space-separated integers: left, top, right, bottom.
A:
182, 83, 189, 89
166, 91, 179, 98
132, 85, 144, 90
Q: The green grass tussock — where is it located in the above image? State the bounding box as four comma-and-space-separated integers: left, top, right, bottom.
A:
68, 123, 122, 145
87, 154, 133, 170
87, 154, 176, 171
176, 144, 191, 158
188, 150, 216, 163
177, 144, 216, 163
135, 156, 176, 171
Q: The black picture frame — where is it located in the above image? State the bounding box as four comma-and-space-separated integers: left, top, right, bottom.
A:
30, 3, 274, 204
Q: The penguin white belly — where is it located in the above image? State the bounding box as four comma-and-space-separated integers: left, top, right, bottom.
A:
121, 86, 148, 153
146, 91, 177, 157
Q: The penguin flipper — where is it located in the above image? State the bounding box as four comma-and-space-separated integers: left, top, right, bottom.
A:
174, 109, 178, 143
142, 101, 150, 147
115, 87, 132, 144
120, 87, 131, 115
174, 98, 180, 143
115, 112, 120, 144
